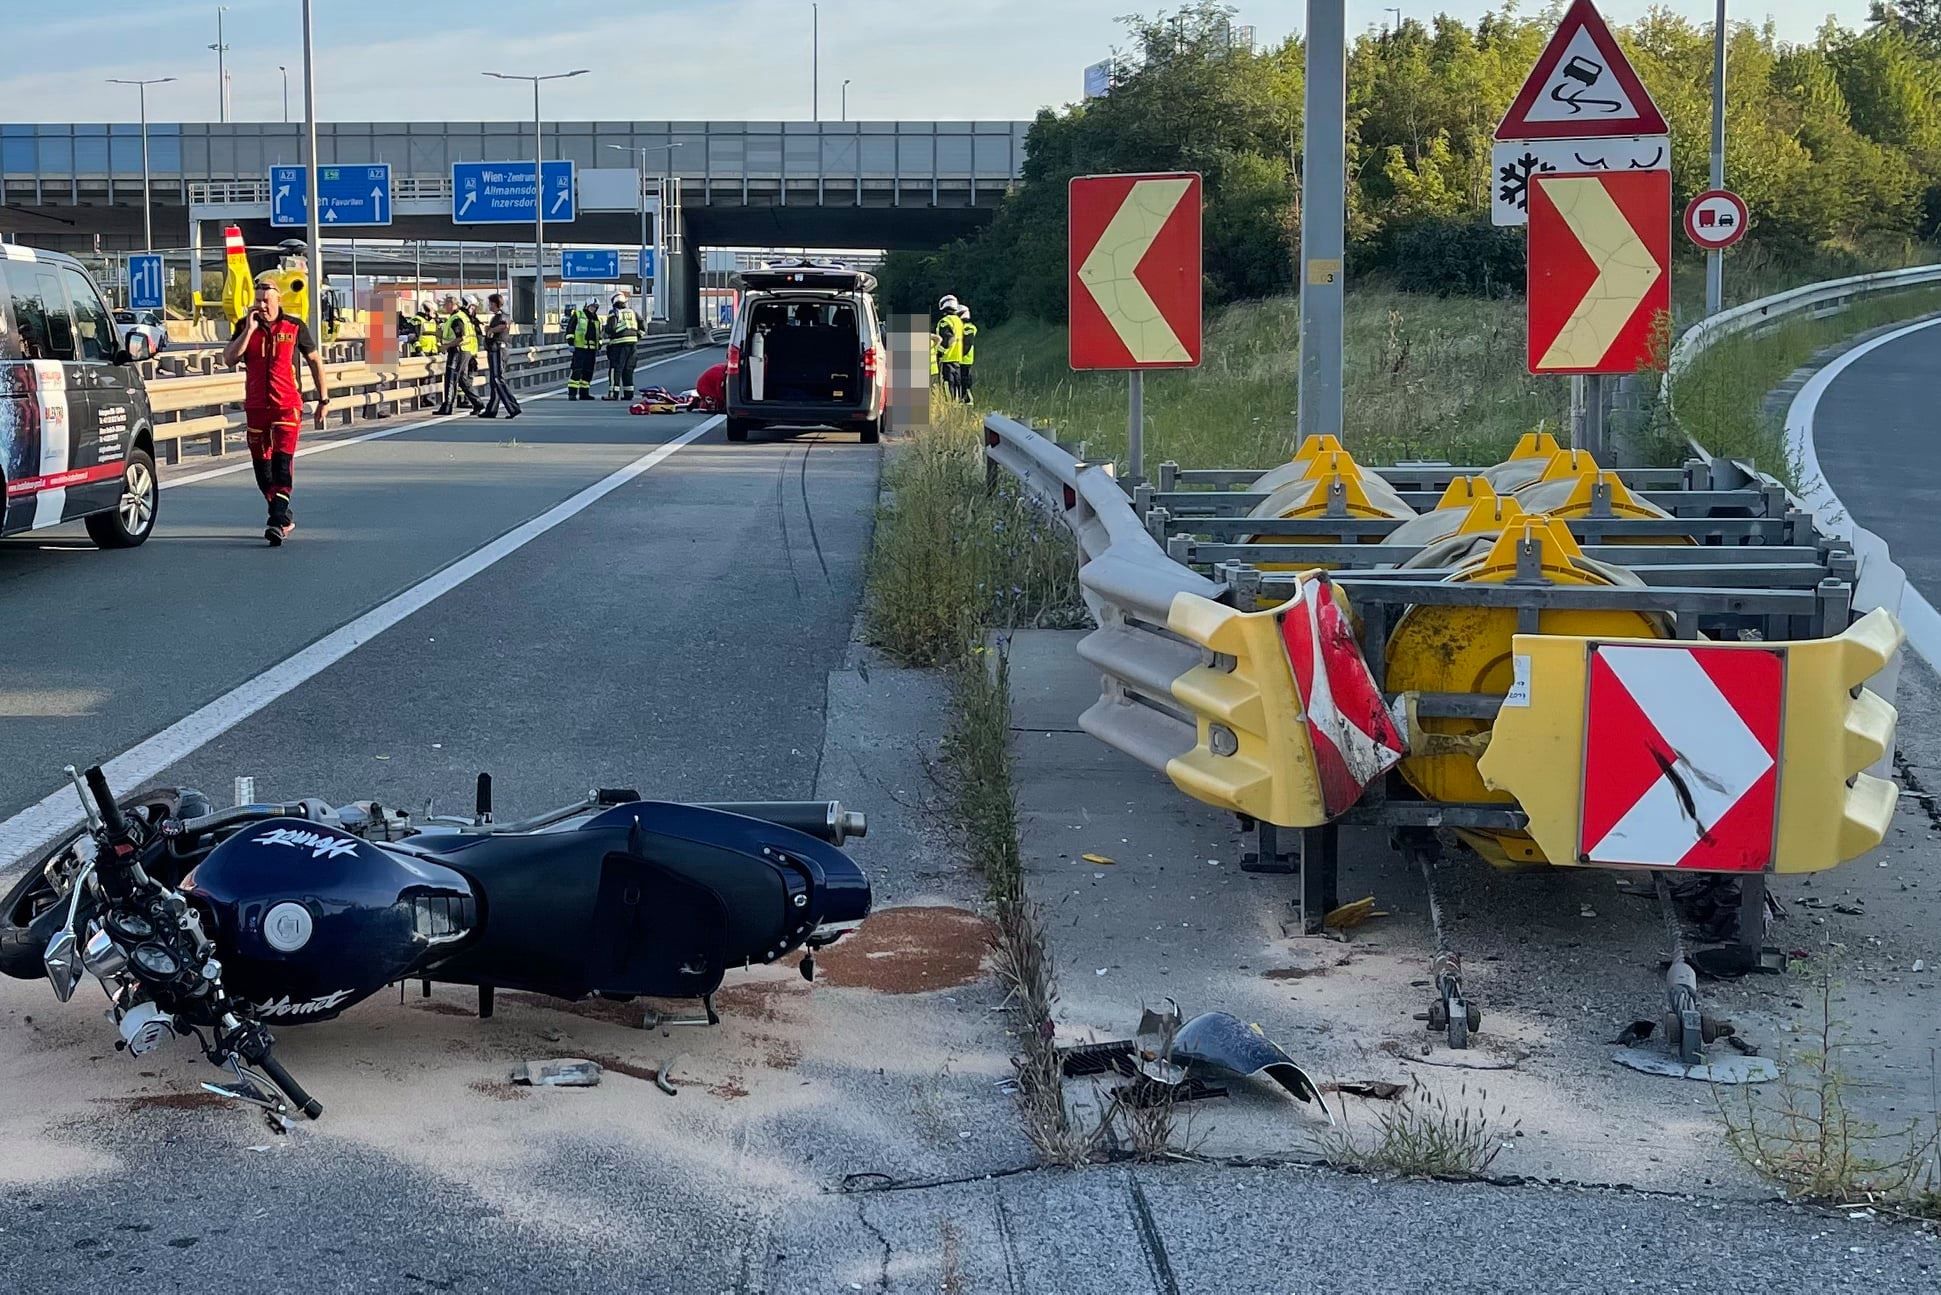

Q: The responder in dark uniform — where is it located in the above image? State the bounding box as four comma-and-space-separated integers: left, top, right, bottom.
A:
477, 292, 522, 419
568, 300, 602, 400
436, 294, 485, 415
603, 291, 642, 401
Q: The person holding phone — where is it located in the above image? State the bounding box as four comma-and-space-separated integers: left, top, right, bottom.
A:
223, 276, 329, 546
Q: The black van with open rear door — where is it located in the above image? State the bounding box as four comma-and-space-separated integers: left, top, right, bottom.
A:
0, 246, 160, 549
723, 262, 886, 444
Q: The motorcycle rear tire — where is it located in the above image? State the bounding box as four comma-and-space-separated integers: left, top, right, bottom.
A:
0, 788, 189, 980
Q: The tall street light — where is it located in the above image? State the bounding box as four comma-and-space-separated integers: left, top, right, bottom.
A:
811, 3, 819, 121
279, 65, 289, 122
605, 141, 683, 319
107, 76, 175, 252
300, 0, 323, 345
209, 6, 230, 123
484, 68, 588, 334
841, 78, 851, 122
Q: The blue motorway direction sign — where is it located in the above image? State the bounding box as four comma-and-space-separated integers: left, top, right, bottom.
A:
269, 164, 392, 228
452, 161, 575, 224
636, 247, 657, 280
562, 250, 621, 281
128, 254, 164, 311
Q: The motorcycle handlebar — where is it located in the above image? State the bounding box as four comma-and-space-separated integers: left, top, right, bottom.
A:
85, 766, 127, 840
256, 1046, 323, 1120
693, 801, 868, 845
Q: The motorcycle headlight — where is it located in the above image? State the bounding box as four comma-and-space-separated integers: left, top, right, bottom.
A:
81, 927, 128, 979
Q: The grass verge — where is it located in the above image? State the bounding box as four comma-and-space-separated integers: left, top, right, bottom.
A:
965, 288, 1560, 471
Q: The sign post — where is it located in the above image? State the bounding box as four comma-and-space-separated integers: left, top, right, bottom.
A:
1299, 0, 1348, 445
1496, 0, 1671, 454
1068, 171, 1203, 481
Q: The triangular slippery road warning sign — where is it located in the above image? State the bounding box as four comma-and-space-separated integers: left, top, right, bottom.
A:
1496, 0, 1668, 141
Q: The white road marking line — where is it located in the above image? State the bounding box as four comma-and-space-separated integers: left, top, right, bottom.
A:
0, 415, 724, 871
159, 346, 720, 492
1787, 315, 1941, 668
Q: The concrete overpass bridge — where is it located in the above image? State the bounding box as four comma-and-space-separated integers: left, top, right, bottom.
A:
1, 119, 1026, 325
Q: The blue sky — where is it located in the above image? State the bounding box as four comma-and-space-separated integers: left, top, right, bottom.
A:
7, 1, 1876, 125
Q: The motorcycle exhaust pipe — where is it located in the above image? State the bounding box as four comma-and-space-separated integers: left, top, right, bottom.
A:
692, 801, 867, 846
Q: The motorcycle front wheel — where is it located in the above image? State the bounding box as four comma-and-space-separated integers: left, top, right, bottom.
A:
0, 788, 190, 980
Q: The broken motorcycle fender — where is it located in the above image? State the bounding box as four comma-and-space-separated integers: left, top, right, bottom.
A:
1477, 607, 1903, 874
1163, 572, 1405, 827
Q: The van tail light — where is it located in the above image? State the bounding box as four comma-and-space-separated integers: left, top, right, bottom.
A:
727, 343, 742, 373
861, 346, 879, 379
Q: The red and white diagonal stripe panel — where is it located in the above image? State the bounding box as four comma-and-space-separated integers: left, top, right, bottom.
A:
1580, 643, 1782, 871
1278, 575, 1406, 818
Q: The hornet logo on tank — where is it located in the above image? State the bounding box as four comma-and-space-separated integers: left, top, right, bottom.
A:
252, 827, 361, 859
251, 989, 356, 1018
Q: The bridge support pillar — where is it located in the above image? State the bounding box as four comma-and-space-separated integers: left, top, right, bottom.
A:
668, 241, 703, 333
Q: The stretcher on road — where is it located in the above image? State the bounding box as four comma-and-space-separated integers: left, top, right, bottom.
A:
985, 417, 1909, 1063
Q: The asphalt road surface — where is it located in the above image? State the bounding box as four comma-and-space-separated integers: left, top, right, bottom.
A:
1811, 317, 1941, 606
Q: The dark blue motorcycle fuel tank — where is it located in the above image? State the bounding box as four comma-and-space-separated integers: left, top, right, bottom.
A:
181, 820, 476, 1022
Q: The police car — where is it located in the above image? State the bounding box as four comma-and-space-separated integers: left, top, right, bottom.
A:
724, 261, 886, 444
0, 246, 160, 548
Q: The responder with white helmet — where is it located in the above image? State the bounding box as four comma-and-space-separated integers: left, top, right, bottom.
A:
605, 289, 642, 401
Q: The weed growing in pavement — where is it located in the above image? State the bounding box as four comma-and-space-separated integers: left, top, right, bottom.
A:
1316, 1076, 1520, 1179
1716, 953, 1941, 1217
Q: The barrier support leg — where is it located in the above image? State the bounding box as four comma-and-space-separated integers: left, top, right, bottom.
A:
1299, 825, 1340, 935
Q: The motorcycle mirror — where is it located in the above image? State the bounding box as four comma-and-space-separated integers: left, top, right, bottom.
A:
44, 928, 82, 1002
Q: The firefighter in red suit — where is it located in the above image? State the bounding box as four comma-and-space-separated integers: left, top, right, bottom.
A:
692, 361, 728, 413
223, 277, 330, 545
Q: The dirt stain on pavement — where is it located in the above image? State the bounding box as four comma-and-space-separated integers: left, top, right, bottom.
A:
810, 905, 995, 994
115, 1090, 231, 1112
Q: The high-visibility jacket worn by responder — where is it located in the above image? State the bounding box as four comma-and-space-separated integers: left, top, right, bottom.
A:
438, 311, 484, 414
958, 320, 978, 403
936, 312, 965, 400
605, 306, 641, 399
569, 311, 601, 399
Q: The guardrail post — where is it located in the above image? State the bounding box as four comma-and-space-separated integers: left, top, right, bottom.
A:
1228, 563, 1263, 612
1132, 482, 1154, 518
1157, 460, 1178, 492
1145, 505, 1171, 546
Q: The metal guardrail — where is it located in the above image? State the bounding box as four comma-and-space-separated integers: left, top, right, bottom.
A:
140, 333, 695, 463
1666, 263, 1941, 383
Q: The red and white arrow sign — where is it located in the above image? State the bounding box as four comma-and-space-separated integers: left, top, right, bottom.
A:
1068, 172, 1202, 370
1279, 573, 1405, 817
1580, 643, 1782, 870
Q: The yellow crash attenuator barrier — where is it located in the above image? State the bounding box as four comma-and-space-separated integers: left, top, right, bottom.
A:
1384, 516, 1669, 867
1477, 607, 1902, 875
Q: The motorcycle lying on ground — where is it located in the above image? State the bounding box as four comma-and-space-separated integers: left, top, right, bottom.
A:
0, 766, 871, 1126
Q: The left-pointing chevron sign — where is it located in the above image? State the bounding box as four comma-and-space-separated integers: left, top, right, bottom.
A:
1069, 172, 1202, 370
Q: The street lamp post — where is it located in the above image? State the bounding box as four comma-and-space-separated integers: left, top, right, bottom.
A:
485, 69, 588, 334
811, 3, 819, 121
209, 6, 230, 124
300, 0, 323, 346
841, 79, 851, 122
605, 141, 683, 319
107, 76, 175, 252
1707, 0, 1727, 316
279, 65, 289, 123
